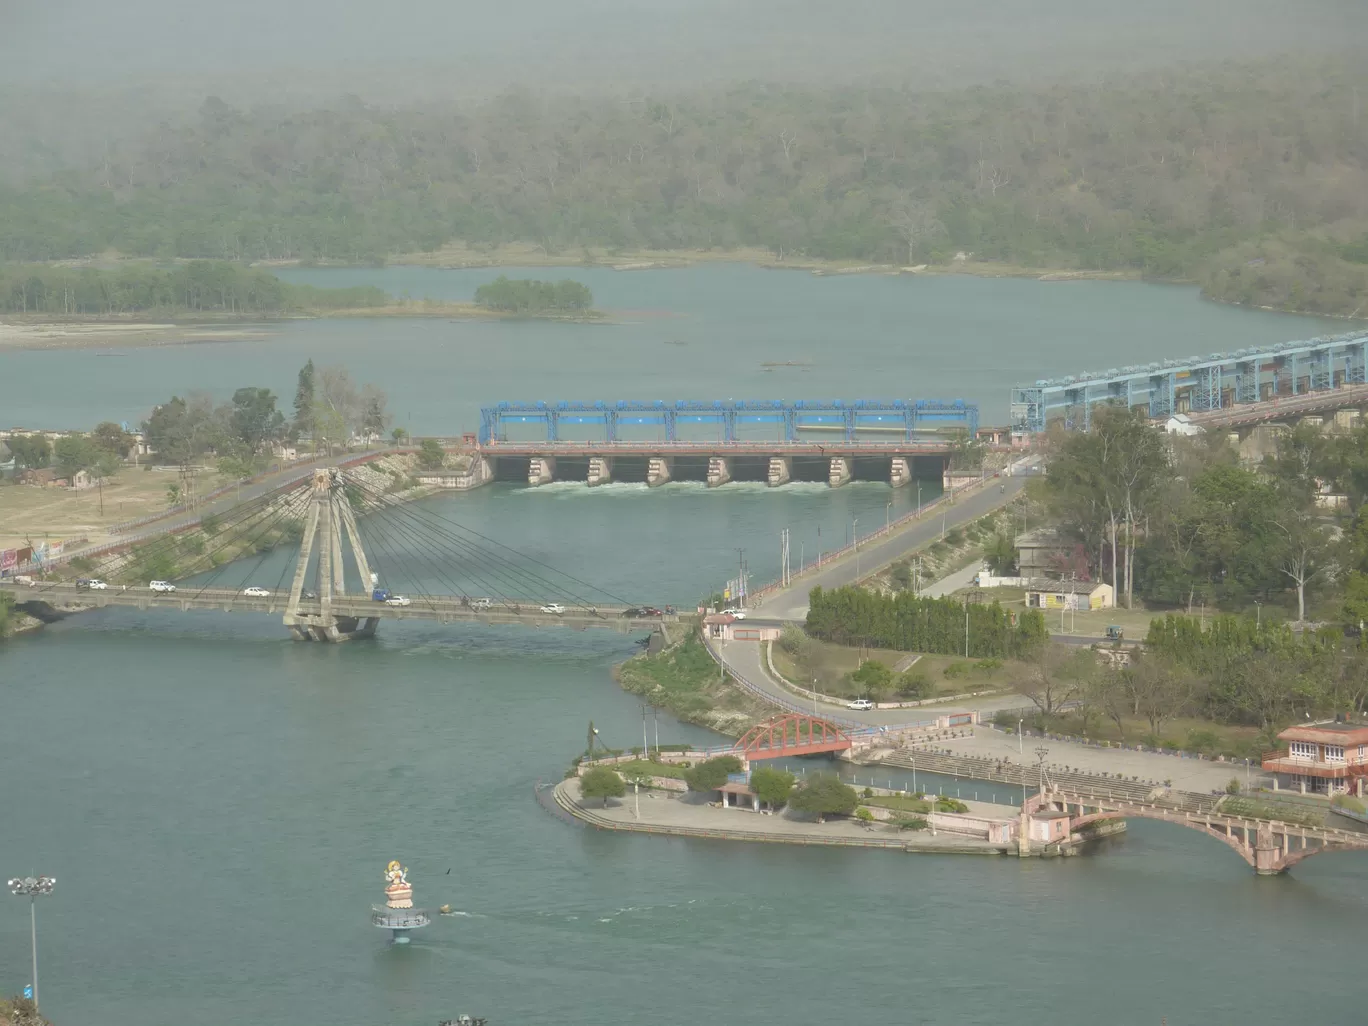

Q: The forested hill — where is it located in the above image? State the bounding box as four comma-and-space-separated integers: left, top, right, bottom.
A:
3, 58, 1367, 315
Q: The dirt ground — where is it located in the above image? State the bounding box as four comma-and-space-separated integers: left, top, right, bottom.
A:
0, 466, 227, 551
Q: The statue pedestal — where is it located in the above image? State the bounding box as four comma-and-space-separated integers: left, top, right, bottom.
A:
371, 905, 432, 944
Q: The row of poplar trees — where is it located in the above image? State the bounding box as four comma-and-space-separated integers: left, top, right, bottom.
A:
805, 586, 1048, 658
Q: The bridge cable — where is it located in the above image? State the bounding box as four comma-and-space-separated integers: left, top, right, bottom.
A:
346, 481, 585, 609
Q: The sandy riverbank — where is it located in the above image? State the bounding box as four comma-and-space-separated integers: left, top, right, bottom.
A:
0, 319, 273, 351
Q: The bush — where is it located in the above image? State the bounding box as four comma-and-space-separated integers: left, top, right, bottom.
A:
1332, 794, 1367, 814
861, 786, 875, 799
416, 438, 446, 470
790, 773, 858, 821
897, 669, 933, 698
850, 659, 892, 692
1225, 777, 1242, 795
890, 815, 929, 831
943, 661, 970, 679
579, 766, 626, 806
855, 807, 875, 826
935, 797, 969, 813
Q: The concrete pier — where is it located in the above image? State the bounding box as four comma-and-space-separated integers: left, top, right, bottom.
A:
828, 456, 852, 488
707, 456, 732, 487
588, 456, 612, 487
528, 456, 556, 486
647, 456, 673, 487
767, 456, 792, 487
890, 457, 912, 488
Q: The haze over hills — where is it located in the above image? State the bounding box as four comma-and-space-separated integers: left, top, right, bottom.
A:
1, 0, 1366, 316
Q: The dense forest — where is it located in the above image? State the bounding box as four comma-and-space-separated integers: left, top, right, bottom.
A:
0, 261, 386, 315
1, 58, 1366, 315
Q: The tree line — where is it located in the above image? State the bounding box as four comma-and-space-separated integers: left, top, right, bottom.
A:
1044, 406, 1368, 624
0, 261, 387, 316
473, 276, 592, 314
1, 58, 1365, 313
805, 586, 1048, 658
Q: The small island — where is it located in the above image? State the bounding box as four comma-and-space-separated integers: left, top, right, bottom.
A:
473, 275, 595, 316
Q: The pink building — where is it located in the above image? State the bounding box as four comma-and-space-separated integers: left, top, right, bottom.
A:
1262, 719, 1368, 796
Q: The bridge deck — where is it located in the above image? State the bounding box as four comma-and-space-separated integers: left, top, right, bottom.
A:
2, 583, 674, 632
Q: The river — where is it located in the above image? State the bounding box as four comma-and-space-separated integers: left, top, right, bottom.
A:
1, 271, 1363, 1026
0, 263, 1345, 432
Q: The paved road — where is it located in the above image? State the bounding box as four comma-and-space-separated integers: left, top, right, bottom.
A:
715, 634, 1030, 727
3, 581, 669, 633
752, 469, 1034, 621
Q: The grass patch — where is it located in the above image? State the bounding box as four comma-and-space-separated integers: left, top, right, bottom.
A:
771, 634, 1017, 700
1219, 796, 1325, 827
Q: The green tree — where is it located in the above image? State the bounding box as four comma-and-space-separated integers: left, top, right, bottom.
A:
749, 766, 796, 809
416, 438, 446, 470
229, 387, 286, 455
293, 359, 316, 443
789, 774, 858, 822
684, 754, 744, 792
360, 385, 389, 443
983, 533, 1017, 575
91, 421, 134, 458
850, 659, 892, 697
579, 766, 626, 807
52, 434, 101, 477
897, 668, 934, 698
390, 427, 409, 446
889, 560, 913, 591
8, 433, 50, 470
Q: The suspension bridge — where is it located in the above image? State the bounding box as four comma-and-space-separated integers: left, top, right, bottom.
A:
2, 468, 676, 641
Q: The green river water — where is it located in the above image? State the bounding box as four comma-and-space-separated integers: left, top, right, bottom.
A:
1, 268, 1363, 1025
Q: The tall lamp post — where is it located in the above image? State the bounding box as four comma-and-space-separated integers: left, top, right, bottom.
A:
8, 875, 56, 1014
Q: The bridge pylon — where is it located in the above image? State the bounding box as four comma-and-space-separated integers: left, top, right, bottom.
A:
283, 469, 380, 642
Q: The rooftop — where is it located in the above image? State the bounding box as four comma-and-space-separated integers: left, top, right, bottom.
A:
1278, 719, 1368, 744
1025, 579, 1104, 595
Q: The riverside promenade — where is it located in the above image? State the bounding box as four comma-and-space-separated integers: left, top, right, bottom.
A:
550, 778, 1015, 855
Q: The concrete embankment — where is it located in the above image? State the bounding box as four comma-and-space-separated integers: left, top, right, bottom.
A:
548, 779, 1012, 856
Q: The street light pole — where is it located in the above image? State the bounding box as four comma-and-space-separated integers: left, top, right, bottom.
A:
886, 500, 892, 536
8, 875, 55, 1014
852, 518, 859, 579
917, 481, 922, 517
1018, 719, 1024, 756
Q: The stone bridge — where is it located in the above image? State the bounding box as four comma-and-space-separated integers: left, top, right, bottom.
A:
1038, 789, 1368, 875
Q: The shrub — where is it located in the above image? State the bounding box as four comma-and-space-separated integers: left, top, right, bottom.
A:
789, 774, 858, 821
891, 815, 929, 831
1332, 794, 1367, 814
861, 786, 875, 799
943, 661, 970, 679
945, 528, 964, 547
935, 797, 969, 813
897, 669, 933, 698
1225, 777, 1242, 795
855, 807, 875, 826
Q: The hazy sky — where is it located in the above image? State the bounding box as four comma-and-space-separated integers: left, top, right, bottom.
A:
5, 0, 1366, 95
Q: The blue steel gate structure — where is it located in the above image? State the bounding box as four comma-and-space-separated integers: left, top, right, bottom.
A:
480, 398, 978, 444
1011, 331, 1368, 434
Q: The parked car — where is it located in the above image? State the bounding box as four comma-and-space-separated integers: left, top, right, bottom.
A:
242, 586, 271, 598
721, 608, 748, 620
149, 580, 177, 593
385, 595, 412, 607
471, 597, 493, 610
847, 698, 874, 711
540, 603, 566, 614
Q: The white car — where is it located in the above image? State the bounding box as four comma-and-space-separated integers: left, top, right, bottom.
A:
540, 603, 566, 615
242, 586, 271, 598
471, 597, 493, 610
847, 698, 875, 711
89, 579, 108, 590
149, 580, 177, 593
722, 608, 748, 620
385, 595, 412, 607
